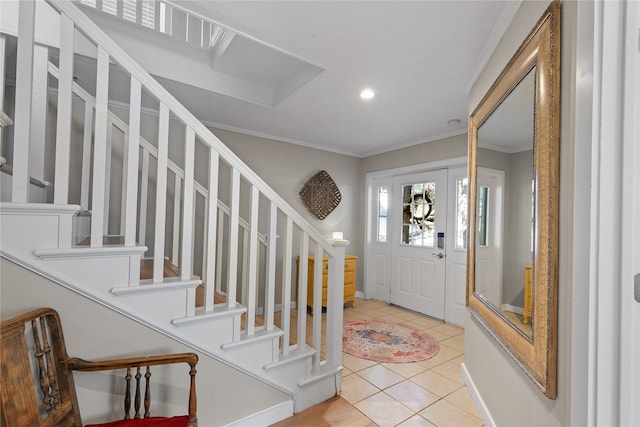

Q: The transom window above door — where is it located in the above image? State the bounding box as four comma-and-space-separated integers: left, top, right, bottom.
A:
401, 182, 436, 247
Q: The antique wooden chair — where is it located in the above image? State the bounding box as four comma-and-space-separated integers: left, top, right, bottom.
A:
0, 308, 198, 427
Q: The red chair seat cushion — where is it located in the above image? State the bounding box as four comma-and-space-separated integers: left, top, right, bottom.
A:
85, 415, 190, 427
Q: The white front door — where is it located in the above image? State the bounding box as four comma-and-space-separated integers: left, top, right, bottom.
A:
444, 167, 468, 326
390, 169, 447, 318
621, 2, 640, 423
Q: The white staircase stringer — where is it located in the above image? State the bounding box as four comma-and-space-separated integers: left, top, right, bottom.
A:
0, 248, 299, 401
0, 207, 333, 407
1, 240, 326, 406
171, 316, 323, 398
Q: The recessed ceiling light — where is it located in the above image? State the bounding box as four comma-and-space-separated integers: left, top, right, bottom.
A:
360, 88, 375, 100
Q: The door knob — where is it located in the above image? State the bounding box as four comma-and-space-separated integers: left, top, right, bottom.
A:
432, 252, 444, 259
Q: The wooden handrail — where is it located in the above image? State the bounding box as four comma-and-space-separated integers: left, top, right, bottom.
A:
67, 353, 198, 372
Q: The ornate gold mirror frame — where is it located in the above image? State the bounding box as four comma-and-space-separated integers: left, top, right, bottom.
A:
467, 1, 560, 399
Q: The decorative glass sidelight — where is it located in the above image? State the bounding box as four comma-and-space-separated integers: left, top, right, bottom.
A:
455, 177, 468, 250
478, 186, 489, 247
377, 186, 389, 243
401, 182, 436, 247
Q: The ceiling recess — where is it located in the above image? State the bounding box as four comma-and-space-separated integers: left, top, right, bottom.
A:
78, 0, 325, 107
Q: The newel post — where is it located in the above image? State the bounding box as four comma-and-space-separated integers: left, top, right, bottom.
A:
326, 236, 349, 371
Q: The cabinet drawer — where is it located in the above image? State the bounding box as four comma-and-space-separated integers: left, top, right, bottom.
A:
344, 270, 355, 286
298, 255, 357, 312
344, 258, 356, 272
344, 283, 355, 298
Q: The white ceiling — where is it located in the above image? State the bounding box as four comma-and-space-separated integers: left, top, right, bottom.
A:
478, 67, 535, 153
161, 1, 518, 158
77, 1, 521, 158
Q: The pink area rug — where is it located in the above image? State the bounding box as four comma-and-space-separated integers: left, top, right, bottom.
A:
343, 319, 439, 363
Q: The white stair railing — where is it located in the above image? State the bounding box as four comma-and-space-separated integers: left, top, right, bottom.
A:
49, 59, 271, 309
77, 0, 236, 54
2, 0, 345, 381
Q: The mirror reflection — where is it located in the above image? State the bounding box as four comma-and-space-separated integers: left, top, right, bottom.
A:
475, 67, 536, 337
466, 1, 559, 398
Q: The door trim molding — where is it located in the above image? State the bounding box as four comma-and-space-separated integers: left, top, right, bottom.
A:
365, 156, 468, 180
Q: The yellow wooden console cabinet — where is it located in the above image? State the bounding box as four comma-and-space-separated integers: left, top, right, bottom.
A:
297, 255, 357, 313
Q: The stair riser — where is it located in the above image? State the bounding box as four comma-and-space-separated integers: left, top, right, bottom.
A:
0, 209, 75, 253
35, 257, 140, 291
113, 289, 196, 325
173, 316, 237, 347
295, 375, 341, 413
263, 357, 313, 392
223, 338, 279, 368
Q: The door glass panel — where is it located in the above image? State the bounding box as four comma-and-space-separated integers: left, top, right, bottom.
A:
478, 186, 489, 247
455, 177, 468, 250
401, 181, 435, 247
377, 186, 389, 243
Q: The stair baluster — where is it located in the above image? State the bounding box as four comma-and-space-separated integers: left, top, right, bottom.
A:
12, 0, 36, 203
124, 77, 142, 248
90, 46, 110, 248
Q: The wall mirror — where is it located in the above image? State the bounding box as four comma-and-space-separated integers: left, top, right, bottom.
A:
467, 1, 560, 399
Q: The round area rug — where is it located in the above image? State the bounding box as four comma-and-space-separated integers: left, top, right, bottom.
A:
343, 319, 439, 363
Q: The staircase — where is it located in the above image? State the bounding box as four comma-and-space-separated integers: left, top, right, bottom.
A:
0, 1, 347, 425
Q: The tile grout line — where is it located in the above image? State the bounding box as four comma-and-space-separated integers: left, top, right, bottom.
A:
341, 299, 483, 427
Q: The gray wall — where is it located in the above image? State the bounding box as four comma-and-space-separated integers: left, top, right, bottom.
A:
211, 127, 363, 291
361, 133, 468, 174
208, 130, 474, 297
465, 0, 578, 425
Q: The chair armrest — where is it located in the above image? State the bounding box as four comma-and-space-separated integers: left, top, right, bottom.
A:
68, 353, 198, 426
67, 352, 198, 371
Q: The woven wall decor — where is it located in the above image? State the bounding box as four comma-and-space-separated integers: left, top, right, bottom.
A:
299, 170, 341, 220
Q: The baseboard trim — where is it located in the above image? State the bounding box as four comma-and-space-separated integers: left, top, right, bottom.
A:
222, 399, 293, 427
460, 362, 496, 427
501, 304, 524, 315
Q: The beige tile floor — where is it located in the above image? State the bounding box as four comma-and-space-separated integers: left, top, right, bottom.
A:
340, 298, 483, 427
